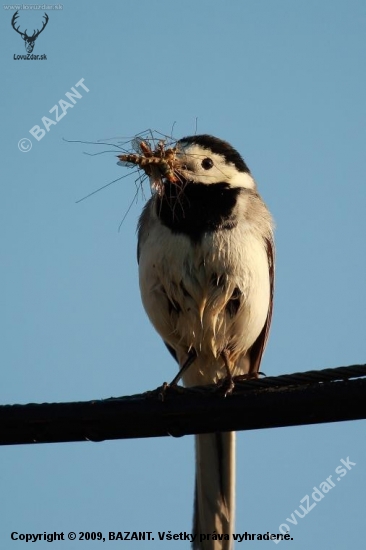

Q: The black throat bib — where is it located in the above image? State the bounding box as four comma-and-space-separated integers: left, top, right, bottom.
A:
156, 182, 241, 243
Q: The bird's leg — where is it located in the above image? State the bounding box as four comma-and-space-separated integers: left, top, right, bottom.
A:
170, 349, 197, 386
220, 350, 235, 397
159, 349, 197, 401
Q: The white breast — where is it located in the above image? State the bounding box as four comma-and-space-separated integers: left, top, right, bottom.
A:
138, 204, 270, 386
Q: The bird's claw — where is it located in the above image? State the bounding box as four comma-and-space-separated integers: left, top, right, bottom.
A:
158, 382, 170, 401
216, 375, 235, 397
158, 381, 188, 401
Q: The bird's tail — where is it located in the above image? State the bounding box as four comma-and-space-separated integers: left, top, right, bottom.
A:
193, 431, 235, 550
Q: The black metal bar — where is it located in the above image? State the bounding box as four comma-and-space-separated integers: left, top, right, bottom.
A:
1, 365, 365, 446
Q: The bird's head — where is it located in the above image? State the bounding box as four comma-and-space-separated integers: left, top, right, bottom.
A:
174, 134, 256, 191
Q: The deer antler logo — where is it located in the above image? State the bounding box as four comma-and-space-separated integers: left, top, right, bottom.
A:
11, 11, 49, 54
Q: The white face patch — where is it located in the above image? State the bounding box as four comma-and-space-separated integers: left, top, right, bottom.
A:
177, 142, 256, 190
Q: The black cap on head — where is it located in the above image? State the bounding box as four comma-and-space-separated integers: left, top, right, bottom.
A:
178, 134, 250, 173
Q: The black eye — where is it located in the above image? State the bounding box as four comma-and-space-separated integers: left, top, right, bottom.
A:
201, 157, 214, 170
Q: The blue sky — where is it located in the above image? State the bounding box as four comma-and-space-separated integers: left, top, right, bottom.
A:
1, 0, 365, 547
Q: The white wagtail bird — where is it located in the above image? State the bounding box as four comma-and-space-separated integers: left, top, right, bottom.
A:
134, 134, 274, 549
